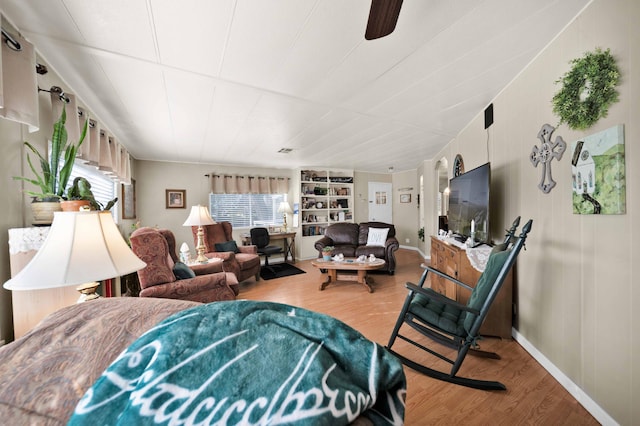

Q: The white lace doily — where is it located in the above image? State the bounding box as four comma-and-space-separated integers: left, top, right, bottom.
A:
8, 227, 51, 255
465, 245, 492, 272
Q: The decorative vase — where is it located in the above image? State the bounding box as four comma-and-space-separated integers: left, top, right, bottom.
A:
31, 201, 62, 226
60, 200, 91, 212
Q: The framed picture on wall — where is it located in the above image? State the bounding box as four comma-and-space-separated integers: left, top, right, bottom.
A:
121, 179, 136, 219
166, 189, 186, 209
400, 193, 411, 203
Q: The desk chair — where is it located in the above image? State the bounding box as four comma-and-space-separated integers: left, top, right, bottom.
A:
250, 227, 283, 268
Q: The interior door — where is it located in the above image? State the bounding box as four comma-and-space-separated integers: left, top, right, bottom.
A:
368, 182, 393, 223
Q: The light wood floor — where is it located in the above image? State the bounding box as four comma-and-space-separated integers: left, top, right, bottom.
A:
239, 249, 598, 425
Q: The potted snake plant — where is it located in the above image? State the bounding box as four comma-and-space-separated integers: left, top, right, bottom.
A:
14, 108, 88, 223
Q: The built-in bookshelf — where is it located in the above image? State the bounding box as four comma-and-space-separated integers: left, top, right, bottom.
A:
300, 169, 354, 238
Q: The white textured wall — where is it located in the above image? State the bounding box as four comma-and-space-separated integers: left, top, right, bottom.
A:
430, 0, 637, 423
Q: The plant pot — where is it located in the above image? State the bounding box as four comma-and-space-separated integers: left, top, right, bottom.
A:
60, 200, 91, 212
323, 254, 332, 261
31, 201, 62, 226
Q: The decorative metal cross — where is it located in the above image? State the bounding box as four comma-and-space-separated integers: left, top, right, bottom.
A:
530, 123, 566, 193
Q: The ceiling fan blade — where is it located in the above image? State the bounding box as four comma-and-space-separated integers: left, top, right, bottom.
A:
365, 0, 404, 40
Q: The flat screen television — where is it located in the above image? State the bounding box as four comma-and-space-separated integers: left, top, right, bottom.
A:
447, 162, 491, 243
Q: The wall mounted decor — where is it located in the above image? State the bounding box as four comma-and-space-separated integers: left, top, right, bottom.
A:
530, 124, 566, 194
552, 47, 620, 130
571, 124, 625, 215
165, 189, 186, 209
453, 154, 464, 177
121, 179, 136, 219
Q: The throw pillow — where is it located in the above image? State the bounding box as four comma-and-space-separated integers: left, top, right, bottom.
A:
215, 240, 239, 253
173, 262, 196, 280
366, 228, 389, 247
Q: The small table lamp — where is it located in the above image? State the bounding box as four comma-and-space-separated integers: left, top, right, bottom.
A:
183, 205, 216, 263
3, 211, 147, 302
278, 201, 293, 232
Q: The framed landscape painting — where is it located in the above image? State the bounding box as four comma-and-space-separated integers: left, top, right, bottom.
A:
570, 124, 625, 214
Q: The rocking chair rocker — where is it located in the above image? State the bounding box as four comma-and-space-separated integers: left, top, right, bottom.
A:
386, 217, 532, 390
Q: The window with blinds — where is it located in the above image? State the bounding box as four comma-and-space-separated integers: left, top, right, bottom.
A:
209, 193, 285, 228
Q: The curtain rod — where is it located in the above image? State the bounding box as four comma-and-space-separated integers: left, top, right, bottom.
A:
1, 28, 48, 73
1, 28, 21, 51
38, 85, 70, 103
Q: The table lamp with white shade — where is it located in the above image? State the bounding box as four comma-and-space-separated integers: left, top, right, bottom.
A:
3, 211, 146, 302
183, 205, 216, 263
278, 201, 293, 232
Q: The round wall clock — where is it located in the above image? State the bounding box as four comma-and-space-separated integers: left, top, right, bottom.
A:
552, 48, 620, 131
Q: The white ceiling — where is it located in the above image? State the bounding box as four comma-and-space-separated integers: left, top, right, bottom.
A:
2, 0, 589, 173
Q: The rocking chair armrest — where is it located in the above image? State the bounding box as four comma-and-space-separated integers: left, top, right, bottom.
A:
420, 264, 474, 292
405, 282, 480, 316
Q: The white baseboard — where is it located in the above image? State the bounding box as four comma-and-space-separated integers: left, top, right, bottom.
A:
398, 244, 427, 260
512, 329, 618, 426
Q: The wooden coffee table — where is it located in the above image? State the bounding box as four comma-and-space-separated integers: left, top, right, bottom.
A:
310, 258, 386, 293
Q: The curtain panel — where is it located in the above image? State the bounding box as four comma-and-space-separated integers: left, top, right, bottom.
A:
209, 174, 290, 195
0, 31, 38, 131
0, 24, 133, 186
87, 120, 100, 166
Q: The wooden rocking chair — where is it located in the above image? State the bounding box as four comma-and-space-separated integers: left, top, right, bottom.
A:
386, 217, 532, 390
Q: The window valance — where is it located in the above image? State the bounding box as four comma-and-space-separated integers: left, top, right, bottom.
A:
209, 174, 290, 195
0, 21, 133, 185
49, 90, 132, 185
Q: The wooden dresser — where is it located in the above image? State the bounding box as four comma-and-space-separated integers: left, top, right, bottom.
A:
430, 236, 513, 338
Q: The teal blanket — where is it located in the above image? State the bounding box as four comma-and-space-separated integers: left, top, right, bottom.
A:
69, 301, 406, 425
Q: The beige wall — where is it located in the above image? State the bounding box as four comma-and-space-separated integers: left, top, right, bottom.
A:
391, 170, 419, 247
428, 0, 637, 423
135, 164, 422, 258
353, 170, 390, 223
135, 161, 296, 251
0, 115, 26, 342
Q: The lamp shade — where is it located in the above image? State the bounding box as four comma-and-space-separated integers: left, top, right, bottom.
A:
3, 211, 146, 291
278, 201, 293, 214
182, 205, 216, 226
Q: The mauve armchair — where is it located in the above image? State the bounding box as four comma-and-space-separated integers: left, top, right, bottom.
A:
159, 228, 239, 295
191, 221, 261, 283
130, 227, 237, 303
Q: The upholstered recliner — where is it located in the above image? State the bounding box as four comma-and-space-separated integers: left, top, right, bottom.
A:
191, 222, 261, 282
159, 228, 239, 295
314, 222, 400, 274
130, 227, 237, 303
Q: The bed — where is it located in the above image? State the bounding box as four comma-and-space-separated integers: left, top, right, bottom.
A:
0, 298, 406, 425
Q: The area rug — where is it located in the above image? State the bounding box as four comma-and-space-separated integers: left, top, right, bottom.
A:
260, 263, 306, 280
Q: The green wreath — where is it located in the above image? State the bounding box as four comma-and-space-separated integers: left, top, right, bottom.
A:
552, 48, 620, 131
